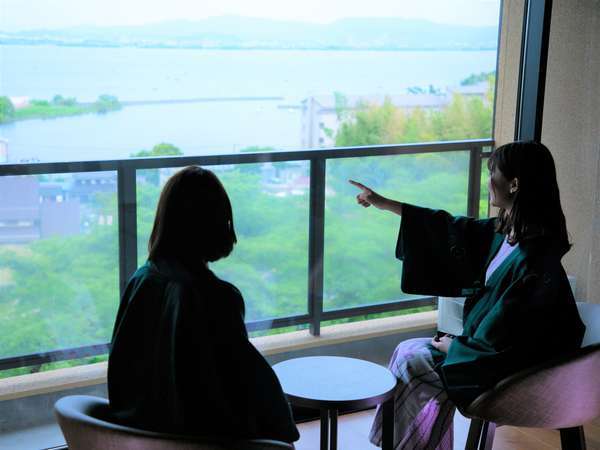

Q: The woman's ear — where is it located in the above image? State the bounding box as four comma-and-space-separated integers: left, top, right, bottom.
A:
509, 177, 519, 195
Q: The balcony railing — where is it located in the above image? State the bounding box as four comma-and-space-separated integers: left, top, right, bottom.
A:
0, 138, 493, 371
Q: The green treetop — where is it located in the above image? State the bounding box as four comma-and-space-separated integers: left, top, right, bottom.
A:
130, 143, 183, 158
0, 97, 15, 124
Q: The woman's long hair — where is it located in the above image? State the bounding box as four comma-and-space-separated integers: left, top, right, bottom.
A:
488, 141, 571, 255
148, 166, 237, 265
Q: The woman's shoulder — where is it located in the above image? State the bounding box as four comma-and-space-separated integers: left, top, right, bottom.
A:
127, 260, 207, 304
127, 261, 169, 289
211, 274, 245, 313
512, 239, 568, 286
137, 258, 245, 309
166, 263, 245, 312
518, 237, 564, 265
214, 276, 243, 299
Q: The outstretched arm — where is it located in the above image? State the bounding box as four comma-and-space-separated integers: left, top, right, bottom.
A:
348, 179, 403, 216
349, 180, 498, 296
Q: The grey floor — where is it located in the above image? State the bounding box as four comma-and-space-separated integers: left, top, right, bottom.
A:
0, 423, 65, 450
0, 411, 471, 450
295, 409, 470, 450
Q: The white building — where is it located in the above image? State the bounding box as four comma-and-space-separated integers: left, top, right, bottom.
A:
301, 81, 490, 148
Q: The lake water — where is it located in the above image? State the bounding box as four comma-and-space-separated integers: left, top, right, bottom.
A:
0, 45, 497, 163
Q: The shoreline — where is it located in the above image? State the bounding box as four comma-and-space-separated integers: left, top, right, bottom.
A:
0, 41, 497, 52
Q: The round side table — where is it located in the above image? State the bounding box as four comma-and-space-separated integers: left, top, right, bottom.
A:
273, 356, 397, 450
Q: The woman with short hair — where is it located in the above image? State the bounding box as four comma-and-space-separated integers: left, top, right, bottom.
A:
351, 141, 585, 450
108, 166, 299, 443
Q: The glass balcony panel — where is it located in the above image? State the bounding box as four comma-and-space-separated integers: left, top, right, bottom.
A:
323, 151, 470, 311
0, 172, 119, 360
137, 162, 310, 322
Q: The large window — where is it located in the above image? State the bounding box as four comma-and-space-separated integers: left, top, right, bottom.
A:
0, 1, 501, 375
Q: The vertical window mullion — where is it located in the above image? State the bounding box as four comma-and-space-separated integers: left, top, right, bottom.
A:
467, 146, 483, 219
308, 158, 326, 336
515, 0, 553, 141
118, 166, 138, 296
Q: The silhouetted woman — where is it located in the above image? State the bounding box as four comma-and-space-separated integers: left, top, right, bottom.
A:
108, 166, 299, 443
350, 141, 585, 450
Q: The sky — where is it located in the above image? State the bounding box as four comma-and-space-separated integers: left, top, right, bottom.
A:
0, 0, 501, 31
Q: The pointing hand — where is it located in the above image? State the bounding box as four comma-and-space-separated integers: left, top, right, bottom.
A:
348, 180, 388, 210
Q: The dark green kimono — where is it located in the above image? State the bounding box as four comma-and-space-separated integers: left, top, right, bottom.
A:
108, 258, 299, 442
397, 203, 586, 407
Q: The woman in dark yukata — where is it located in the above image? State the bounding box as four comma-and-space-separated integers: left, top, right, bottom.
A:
350, 141, 585, 450
107, 166, 299, 443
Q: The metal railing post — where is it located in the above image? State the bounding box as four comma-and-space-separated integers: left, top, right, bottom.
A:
308, 158, 326, 336
118, 167, 138, 295
467, 146, 483, 219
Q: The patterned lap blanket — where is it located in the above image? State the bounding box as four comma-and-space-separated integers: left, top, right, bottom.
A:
369, 338, 455, 450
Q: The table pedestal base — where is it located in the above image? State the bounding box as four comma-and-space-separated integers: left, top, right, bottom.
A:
318, 399, 394, 450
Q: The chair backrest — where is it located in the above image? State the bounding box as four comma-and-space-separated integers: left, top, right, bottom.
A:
439, 300, 600, 343
437, 296, 466, 336
54, 395, 294, 450
465, 343, 600, 428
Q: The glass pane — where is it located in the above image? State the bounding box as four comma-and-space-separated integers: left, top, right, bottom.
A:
137, 163, 309, 321
324, 151, 469, 310
0, 172, 119, 360
1, 2, 500, 163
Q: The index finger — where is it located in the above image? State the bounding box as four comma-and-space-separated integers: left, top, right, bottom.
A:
348, 179, 369, 191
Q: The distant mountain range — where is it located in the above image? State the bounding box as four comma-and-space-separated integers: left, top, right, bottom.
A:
0, 16, 499, 50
